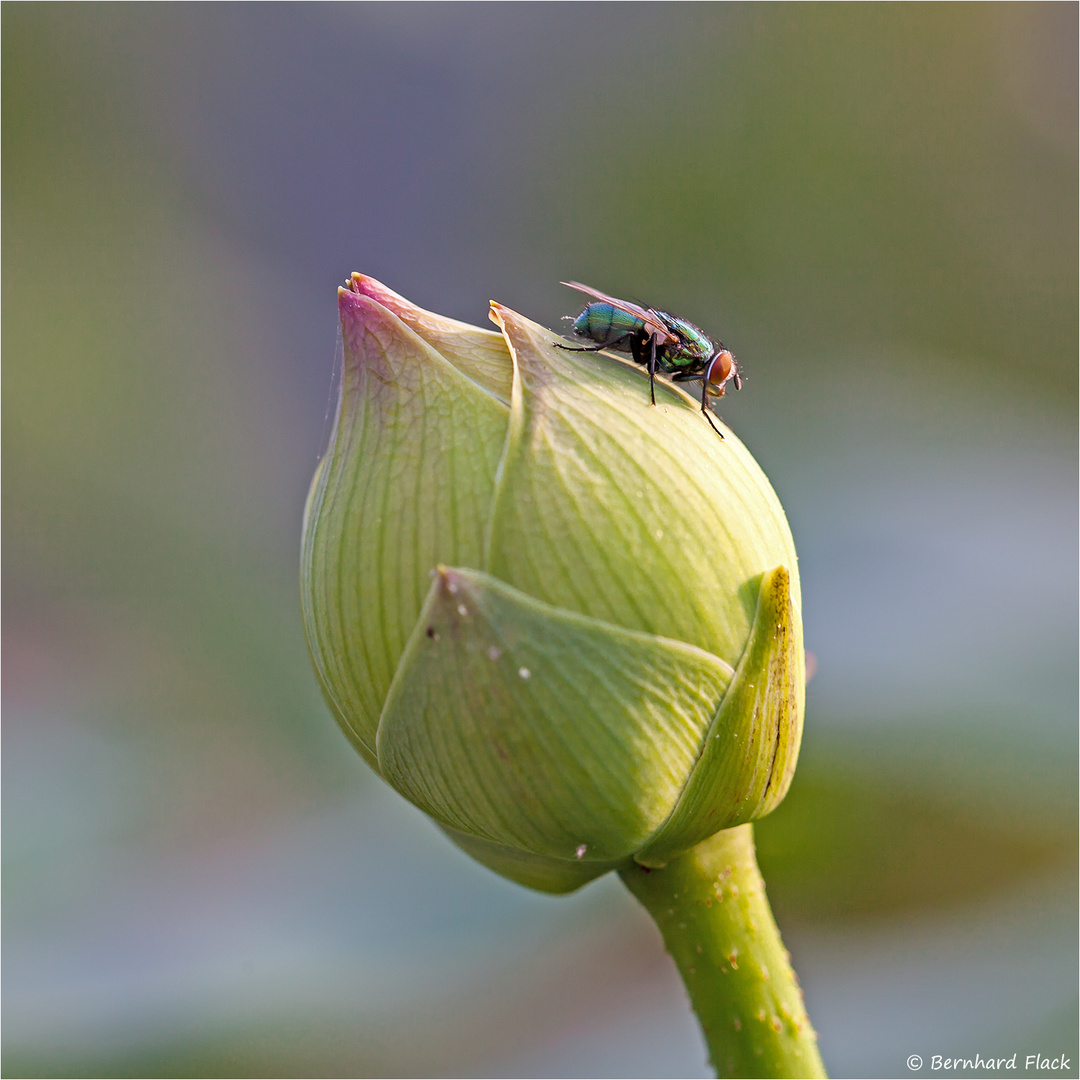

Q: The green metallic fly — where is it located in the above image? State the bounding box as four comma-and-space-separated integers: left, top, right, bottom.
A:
556, 282, 741, 438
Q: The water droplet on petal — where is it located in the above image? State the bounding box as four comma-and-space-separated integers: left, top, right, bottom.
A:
575, 844, 587, 858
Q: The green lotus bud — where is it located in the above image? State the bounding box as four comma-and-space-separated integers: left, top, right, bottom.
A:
301, 274, 805, 892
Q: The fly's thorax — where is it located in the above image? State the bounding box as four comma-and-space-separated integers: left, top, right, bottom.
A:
658, 313, 714, 361
575, 302, 645, 346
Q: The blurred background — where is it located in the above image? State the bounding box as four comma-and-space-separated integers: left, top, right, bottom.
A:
3, 5, 1076, 1078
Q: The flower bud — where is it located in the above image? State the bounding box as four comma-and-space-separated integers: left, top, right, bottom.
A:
301, 275, 804, 893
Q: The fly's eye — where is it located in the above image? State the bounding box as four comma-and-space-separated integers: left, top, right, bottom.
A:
707, 350, 734, 386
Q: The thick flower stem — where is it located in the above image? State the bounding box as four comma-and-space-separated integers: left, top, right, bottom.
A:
619, 824, 826, 1079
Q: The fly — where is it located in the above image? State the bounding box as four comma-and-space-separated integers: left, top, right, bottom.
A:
555, 281, 741, 438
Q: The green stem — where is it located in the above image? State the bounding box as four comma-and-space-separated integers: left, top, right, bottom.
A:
619, 824, 826, 1079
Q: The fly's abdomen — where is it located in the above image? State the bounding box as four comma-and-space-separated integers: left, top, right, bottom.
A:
573, 302, 643, 348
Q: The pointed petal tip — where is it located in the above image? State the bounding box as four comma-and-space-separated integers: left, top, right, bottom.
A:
336, 286, 375, 348
336, 278, 422, 344
342, 271, 384, 293
339, 273, 415, 321
431, 565, 471, 603
336, 286, 421, 381
337, 280, 371, 320
487, 301, 539, 341
347, 272, 409, 305
340, 272, 383, 302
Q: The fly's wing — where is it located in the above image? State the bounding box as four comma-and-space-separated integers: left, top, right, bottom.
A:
561, 282, 675, 344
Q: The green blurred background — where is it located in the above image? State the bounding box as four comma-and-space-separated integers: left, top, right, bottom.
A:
3, 5, 1076, 1077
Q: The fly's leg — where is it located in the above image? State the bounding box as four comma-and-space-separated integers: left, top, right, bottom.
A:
627, 332, 657, 406
699, 377, 724, 438
671, 372, 725, 439
555, 332, 634, 354
648, 335, 657, 405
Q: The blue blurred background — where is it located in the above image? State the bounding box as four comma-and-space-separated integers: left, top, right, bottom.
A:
4, 5, 1076, 1077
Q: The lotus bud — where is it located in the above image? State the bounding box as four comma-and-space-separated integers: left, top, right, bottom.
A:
301, 274, 805, 893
